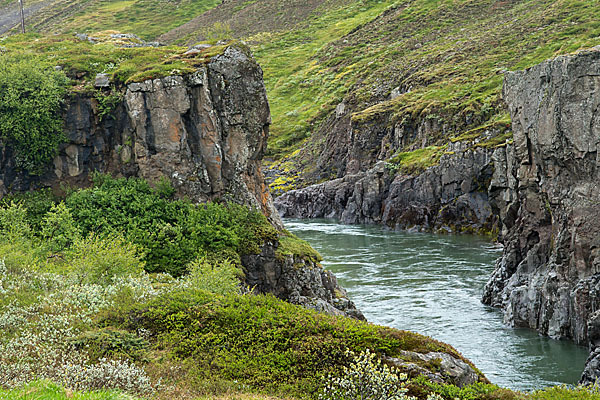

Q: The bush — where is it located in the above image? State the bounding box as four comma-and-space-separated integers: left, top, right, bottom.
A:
0, 202, 31, 239
64, 174, 278, 276
319, 349, 412, 400
107, 289, 471, 398
67, 234, 145, 286
0, 55, 68, 175
186, 256, 241, 295
41, 202, 81, 251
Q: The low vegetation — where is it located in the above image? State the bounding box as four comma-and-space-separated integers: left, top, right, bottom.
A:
0, 32, 233, 88
0, 175, 597, 399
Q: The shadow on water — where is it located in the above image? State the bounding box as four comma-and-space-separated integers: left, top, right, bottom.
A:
284, 218, 588, 391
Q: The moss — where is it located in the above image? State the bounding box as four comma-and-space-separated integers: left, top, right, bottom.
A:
275, 233, 323, 264
387, 145, 447, 175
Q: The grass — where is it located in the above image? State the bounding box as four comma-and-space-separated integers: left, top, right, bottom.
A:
52, 0, 221, 40
0, 32, 235, 87
387, 145, 448, 175
0, 381, 138, 399
244, 0, 600, 185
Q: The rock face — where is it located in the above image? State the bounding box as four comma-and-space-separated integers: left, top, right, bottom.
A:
385, 351, 480, 387
275, 143, 496, 234
242, 243, 364, 320
0, 44, 361, 318
482, 47, 600, 382
0, 45, 279, 228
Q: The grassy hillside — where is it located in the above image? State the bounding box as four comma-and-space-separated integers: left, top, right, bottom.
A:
1, 0, 220, 39
249, 0, 600, 162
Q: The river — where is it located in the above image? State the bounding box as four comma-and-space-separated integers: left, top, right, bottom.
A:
285, 218, 588, 392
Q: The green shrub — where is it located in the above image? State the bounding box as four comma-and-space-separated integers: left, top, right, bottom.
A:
41, 202, 82, 251
64, 174, 278, 276
70, 327, 149, 363
186, 256, 242, 295
0, 189, 57, 231
106, 289, 473, 398
0, 55, 68, 175
67, 234, 145, 285
0, 202, 32, 239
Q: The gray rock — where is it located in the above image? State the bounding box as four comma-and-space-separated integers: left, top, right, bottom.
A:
242, 242, 364, 319
481, 47, 600, 381
94, 73, 110, 88
385, 351, 479, 387
275, 145, 496, 233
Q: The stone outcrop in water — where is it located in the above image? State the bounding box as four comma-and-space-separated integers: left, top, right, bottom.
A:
481, 46, 600, 383
275, 143, 496, 234
0, 43, 362, 319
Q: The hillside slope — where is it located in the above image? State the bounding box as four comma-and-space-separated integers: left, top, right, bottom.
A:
0, 0, 220, 39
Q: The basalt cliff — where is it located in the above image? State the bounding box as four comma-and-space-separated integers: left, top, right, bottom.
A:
0, 43, 361, 319
482, 47, 600, 383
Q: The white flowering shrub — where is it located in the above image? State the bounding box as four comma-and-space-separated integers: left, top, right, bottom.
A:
319, 349, 414, 400
0, 247, 157, 395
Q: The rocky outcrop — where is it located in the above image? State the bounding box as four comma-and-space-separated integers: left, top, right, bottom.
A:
385, 351, 480, 387
275, 142, 496, 234
0, 44, 280, 228
0, 43, 363, 318
242, 243, 364, 320
481, 47, 600, 382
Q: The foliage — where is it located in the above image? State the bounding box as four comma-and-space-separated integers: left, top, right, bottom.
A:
0, 188, 57, 231
187, 256, 242, 295
276, 233, 323, 264
0, 380, 141, 400
0, 54, 68, 175
0, 33, 233, 88
62, 174, 278, 276
319, 348, 412, 400
528, 385, 600, 400
67, 234, 145, 286
410, 376, 521, 400
0, 202, 32, 239
70, 327, 149, 363
31, 0, 222, 41
387, 146, 448, 175
41, 202, 82, 251
154, 175, 176, 199
107, 287, 476, 398
203, 22, 234, 43
95, 89, 123, 121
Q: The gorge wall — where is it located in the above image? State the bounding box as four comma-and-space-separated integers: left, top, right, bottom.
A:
482, 46, 600, 383
276, 45, 600, 380
274, 97, 499, 234
0, 43, 362, 319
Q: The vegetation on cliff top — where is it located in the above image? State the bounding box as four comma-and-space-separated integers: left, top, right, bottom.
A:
0, 32, 237, 88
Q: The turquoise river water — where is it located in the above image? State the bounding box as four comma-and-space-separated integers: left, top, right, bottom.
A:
285, 218, 589, 392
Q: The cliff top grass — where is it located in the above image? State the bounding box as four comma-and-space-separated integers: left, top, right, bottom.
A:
0, 32, 233, 86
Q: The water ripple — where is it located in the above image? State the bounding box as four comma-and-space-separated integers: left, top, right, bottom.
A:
285, 218, 588, 391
